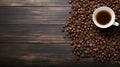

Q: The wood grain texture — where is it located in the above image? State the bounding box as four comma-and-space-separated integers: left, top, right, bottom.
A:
0, 0, 76, 65
0, 43, 73, 62
0, 7, 70, 24
0, 0, 70, 6
0, 24, 70, 43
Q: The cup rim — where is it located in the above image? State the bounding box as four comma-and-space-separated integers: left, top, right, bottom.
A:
92, 6, 115, 28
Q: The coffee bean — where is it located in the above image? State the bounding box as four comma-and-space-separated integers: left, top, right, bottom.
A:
62, 0, 120, 64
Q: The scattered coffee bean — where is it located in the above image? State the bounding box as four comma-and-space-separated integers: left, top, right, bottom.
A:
62, 0, 120, 64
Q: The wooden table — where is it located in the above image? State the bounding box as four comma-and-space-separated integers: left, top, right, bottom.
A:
0, 0, 119, 66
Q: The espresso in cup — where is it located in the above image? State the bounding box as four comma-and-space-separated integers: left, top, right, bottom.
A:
93, 6, 119, 28
96, 10, 111, 25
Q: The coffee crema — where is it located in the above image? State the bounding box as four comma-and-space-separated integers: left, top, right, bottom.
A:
96, 10, 111, 25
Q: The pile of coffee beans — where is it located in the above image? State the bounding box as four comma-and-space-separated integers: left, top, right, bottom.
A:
62, 0, 120, 64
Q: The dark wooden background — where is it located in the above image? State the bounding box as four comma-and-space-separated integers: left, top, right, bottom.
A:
0, 0, 119, 66
0, 0, 75, 65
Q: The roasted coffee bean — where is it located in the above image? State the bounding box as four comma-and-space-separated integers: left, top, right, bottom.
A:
62, 0, 120, 64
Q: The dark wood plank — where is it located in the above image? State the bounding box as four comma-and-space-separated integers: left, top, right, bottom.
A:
0, 24, 69, 44
0, 0, 70, 6
0, 7, 70, 24
0, 7, 70, 15
0, 43, 74, 63
0, 20, 66, 24
0, 15, 67, 20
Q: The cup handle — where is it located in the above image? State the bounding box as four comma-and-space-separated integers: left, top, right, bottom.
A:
113, 22, 119, 26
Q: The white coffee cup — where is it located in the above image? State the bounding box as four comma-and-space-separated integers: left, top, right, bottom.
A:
92, 6, 119, 28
